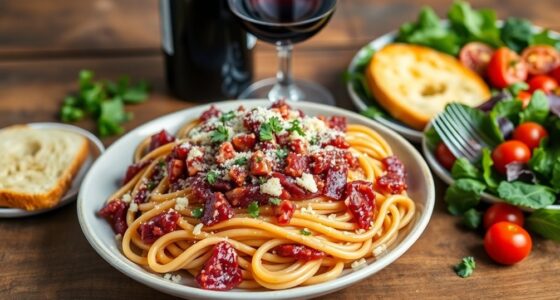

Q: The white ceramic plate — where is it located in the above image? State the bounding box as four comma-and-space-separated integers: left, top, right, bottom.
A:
422, 122, 560, 210
0, 123, 105, 218
78, 100, 435, 300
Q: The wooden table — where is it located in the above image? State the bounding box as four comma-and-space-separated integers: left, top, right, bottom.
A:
1, 1, 559, 299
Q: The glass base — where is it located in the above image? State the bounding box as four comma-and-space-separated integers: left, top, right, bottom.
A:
237, 78, 336, 105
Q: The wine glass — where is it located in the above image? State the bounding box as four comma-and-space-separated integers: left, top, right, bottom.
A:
228, 0, 337, 105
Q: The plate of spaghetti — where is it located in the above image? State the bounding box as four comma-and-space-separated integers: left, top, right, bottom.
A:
78, 100, 434, 299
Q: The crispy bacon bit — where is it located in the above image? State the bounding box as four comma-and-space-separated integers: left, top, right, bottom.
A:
270, 100, 291, 119
98, 200, 129, 235
133, 187, 149, 204
191, 178, 213, 203
225, 186, 268, 207
284, 153, 308, 177
328, 116, 347, 132
201, 192, 234, 226
274, 244, 325, 261
216, 142, 236, 164
196, 241, 243, 291
344, 181, 376, 230
377, 156, 408, 194
232, 133, 256, 152
325, 136, 350, 149
187, 147, 204, 176
138, 210, 181, 244
249, 150, 272, 176
123, 159, 152, 185
149, 130, 175, 152
310, 150, 357, 175
229, 167, 248, 187
272, 172, 307, 199
200, 105, 221, 122
275, 199, 295, 225
324, 165, 348, 200
289, 139, 307, 154
167, 159, 185, 184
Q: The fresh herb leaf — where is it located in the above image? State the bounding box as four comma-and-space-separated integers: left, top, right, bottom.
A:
276, 148, 288, 160
462, 208, 482, 230
451, 158, 480, 180
507, 82, 529, 97
520, 91, 550, 124
300, 228, 312, 236
259, 123, 274, 141
529, 144, 556, 178
424, 126, 442, 149
501, 17, 534, 53
219, 111, 235, 123
287, 120, 305, 137
97, 98, 131, 137
530, 29, 560, 50
481, 148, 499, 190
269, 116, 283, 132
309, 135, 319, 145
206, 171, 219, 185
210, 125, 229, 143
191, 207, 203, 218
497, 181, 556, 209
454, 256, 476, 278
447, 1, 501, 47
361, 105, 388, 119
269, 198, 281, 206
60, 105, 84, 122
527, 209, 560, 241
233, 157, 248, 166
120, 80, 149, 104
248, 201, 260, 218
258, 176, 267, 185
445, 179, 486, 215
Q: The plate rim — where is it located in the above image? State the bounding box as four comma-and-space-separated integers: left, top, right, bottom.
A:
78, 99, 435, 299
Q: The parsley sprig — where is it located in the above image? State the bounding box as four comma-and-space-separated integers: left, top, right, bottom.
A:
210, 125, 229, 143
259, 117, 284, 141
287, 120, 305, 137
454, 256, 476, 278
206, 170, 219, 184
269, 198, 281, 206
248, 201, 260, 218
219, 111, 235, 123
233, 157, 248, 166
300, 228, 312, 236
191, 207, 203, 218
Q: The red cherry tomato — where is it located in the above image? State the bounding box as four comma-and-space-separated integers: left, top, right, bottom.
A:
491, 140, 531, 174
484, 222, 532, 265
527, 75, 558, 94
435, 142, 456, 170
459, 42, 494, 76
512, 122, 549, 150
549, 65, 560, 83
487, 47, 528, 89
521, 45, 560, 76
483, 203, 525, 229
517, 91, 532, 108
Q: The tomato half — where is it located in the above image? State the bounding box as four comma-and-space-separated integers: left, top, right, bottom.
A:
487, 47, 528, 89
484, 222, 532, 265
491, 140, 531, 174
549, 65, 560, 83
459, 42, 494, 76
512, 122, 549, 150
435, 142, 456, 170
527, 75, 558, 94
521, 45, 560, 76
517, 91, 532, 108
483, 203, 525, 229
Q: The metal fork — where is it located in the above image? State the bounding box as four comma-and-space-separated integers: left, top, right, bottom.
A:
432, 103, 494, 163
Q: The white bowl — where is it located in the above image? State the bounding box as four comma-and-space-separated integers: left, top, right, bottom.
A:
78, 100, 435, 299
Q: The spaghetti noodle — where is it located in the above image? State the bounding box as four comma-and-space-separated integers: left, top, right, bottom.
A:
99, 101, 415, 291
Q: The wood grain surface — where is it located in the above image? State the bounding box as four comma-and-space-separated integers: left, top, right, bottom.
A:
0, 0, 559, 299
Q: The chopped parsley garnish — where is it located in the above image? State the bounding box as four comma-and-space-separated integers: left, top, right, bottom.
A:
276, 148, 288, 160
258, 177, 267, 185
146, 181, 157, 190
309, 135, 319, 145
287, 119, 305, 136
219, 111, 235, 123
248, 201, 260, 218
233, 157, 248, 166
300, 228, 312, 236
269, 198, 281, 206
259, 117, 283, 141
454, 256, 476, 278
206, 170, 219, 184
191, 207, 203, 218
210, 125, 229, 143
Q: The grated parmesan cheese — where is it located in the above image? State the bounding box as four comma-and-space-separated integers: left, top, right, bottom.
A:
174, 197, 189, 211
122, 193, 132, 203
260, 177, 282, 197
373, 244, 387, 257
355, 228, 366, 234
193, 223, 203, 235
163, 273, 182, 283
187, 146, 204, 161
295, 173, 318, 193
115, 234, 122, 241
129, 202, 138, 213
351, 258, 367, 271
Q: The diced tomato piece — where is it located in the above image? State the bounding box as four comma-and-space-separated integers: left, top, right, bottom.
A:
200, 105, 221, 122
98, 200, 129, 235
138, 210, 181, 244
149, 130, 176, 152
229, 167, 248, 187
249, 150, 272, 176
271, 101, 290, 119
325, 136, 350, 149
377, 156, 408, 194
133, 187, 149, 204
123, 159, 152, 185
271, 172, 307, 199
201, 192, 234, 226
243, 110, 261, 133
187, 147, 204, 176
191, 177, 213, 203
275, 133, 291, 146
167, 159, 185, 184
216, 142, 236, 165
170, 144, 190, 160
344, 181, 376, 230
196, 241, 243, 291
274, 244, 325, 261
284, 153, 308, 177
275, 199, 295, 225
232, 133, 257, 151
324, 165, 348, 200
288, 139, 307, 154
328, 116, 347, 132
225, 186, 268, 207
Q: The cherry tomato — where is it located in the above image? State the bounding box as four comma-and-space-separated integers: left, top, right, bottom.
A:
517, 91, 532, 108
484, 222, 532, 265
521, 45, 560, 76
487, 47, 528, 89
459, 42, 494, 76
435, 142, 456, 170
527, 75, 558, 94
491, 140, 531, 174
512, 122, 549, 150
549, 65, 560, 83
483, 203, 525, 229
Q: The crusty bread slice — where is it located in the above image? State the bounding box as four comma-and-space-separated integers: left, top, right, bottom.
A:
0, 125, 89, 210
366, 43, 491, 130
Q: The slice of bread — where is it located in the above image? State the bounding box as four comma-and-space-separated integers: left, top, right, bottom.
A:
365, 43, 491, 130
0, 125, 89, 210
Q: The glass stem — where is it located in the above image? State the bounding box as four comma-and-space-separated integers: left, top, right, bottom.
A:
276, 42, 293, 87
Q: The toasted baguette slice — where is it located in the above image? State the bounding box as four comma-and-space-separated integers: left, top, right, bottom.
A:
366, 43, 490, 129
0, 126, 89, 210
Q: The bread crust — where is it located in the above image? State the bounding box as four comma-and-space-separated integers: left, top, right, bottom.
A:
0, 127, 90, 211
366, 43, 491, 130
